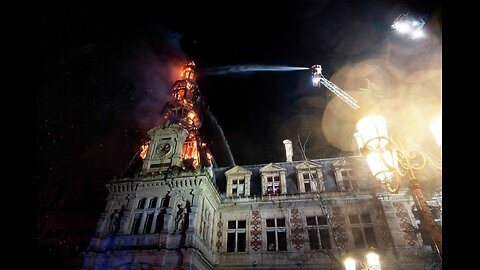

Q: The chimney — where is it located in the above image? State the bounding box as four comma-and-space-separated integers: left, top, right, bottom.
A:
283, 139, 293, 162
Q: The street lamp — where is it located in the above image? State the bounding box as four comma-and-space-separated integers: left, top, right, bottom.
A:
344, 258, 356, 270
343, 249, 382, 270
354, 115, 442, 259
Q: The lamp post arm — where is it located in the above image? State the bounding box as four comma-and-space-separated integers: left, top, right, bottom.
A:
409, 142, 442, 171
389, 136, 427, 176
384, 182, 400, 194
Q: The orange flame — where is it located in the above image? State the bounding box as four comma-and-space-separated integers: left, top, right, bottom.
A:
140, 142, 149, 159
181, 134, 199, 168
181, 61, 196, 80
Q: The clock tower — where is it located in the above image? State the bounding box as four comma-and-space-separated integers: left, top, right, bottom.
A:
83, 61, 221, 270
139, 61, 213, 175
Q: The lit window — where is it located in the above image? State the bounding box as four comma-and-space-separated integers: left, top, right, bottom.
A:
266, 218, 287, 251
260, 164, 287, 195
349, 214, 377, 249
303, 173, 318, 192
232, 179, 245, 196
306, 216, 331, 250
225, 166, 252, 198
227, 220, 246, 252
338, 169, 359, 191
266, 176, 281, 195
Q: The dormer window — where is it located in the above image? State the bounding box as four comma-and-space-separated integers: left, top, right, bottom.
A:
335, 168, 359, 191
295, 161, 323, 193
225, 166, 252, 198
260, 163, 287, 195
341, 169, 358, 191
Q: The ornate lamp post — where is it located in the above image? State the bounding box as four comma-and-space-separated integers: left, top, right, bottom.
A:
354, 115, 442, 259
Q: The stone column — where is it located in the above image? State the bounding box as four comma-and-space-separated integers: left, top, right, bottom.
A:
317, 169, 325, 192
298, 173, 306, 193
188, 189, 203, 232
184, 206, 198, 247
187, 206, 198, 233
280, 172, 287, 194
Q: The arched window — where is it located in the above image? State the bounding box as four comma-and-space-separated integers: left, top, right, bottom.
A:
149, 198, 158, 209
137, 198, 146, 209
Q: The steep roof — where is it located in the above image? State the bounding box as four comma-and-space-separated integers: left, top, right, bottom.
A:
213, 157, 357, 197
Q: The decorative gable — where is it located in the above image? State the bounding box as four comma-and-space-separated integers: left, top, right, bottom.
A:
225, 166, 252, 197
295, 160, 321, 170
225, 165, 252, 176
332, 158, 358, 192
295, 161, 324, 193
259, 163, 287, 173
332, 158, 348, 167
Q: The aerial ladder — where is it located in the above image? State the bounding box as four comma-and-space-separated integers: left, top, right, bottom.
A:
311, 65, 360, 110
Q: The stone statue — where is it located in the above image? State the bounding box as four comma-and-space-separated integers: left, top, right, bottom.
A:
109, 209, 120, 234
174, 204, 185, 232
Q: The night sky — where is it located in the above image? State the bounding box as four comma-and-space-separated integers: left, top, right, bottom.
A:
37, 0, 441, 265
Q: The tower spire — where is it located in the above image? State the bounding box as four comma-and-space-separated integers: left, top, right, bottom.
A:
161, 61, 202, 131
139, 61, 212, 171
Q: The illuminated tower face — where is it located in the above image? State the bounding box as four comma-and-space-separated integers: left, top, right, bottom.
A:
140, 61, 212, 172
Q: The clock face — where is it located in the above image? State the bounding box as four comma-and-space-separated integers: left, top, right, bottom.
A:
156, 143, 171, 157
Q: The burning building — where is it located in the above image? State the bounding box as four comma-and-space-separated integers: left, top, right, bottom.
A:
82, 62, 442, 270
137, 61, 214, 174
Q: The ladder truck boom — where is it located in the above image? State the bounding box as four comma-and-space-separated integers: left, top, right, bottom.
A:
311, 65, 360, 110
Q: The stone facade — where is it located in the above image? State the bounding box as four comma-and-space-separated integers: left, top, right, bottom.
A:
82, 130, 442, 269
82, 62, 441, 269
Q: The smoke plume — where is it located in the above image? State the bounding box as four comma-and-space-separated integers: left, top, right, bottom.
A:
122, 31, 187, 132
